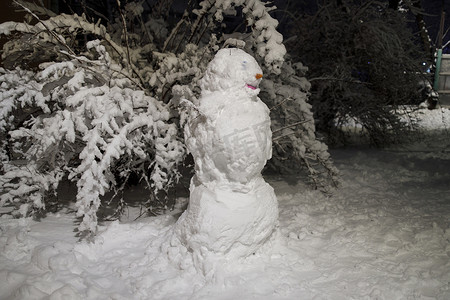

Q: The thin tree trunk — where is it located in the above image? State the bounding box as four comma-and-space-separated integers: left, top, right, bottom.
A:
411, 0, 434, 60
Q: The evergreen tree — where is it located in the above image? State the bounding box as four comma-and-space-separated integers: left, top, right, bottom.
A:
288, 0, 429, 145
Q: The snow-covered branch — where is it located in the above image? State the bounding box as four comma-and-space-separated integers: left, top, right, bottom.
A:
0, 0, 338, 235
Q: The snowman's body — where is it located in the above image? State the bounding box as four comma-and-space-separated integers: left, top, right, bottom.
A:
174, 48, 278, 259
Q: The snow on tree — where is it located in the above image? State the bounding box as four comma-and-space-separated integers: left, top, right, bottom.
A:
0, 0, 338, 236
0, 35, 184, 234
162, 0, 339, 189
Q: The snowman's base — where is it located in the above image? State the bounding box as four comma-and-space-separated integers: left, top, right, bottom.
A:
174, 176, 278, 260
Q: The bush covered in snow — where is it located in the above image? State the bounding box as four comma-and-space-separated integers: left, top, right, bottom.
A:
0, 0, 337, 235
0, 19, 185, 234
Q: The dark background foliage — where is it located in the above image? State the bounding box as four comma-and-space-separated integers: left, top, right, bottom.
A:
285, 1, 434, 145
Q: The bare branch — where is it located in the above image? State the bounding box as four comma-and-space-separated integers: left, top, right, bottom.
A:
272, 120, 310, 135
115, 0, 132, 72
13, 0, 76, 57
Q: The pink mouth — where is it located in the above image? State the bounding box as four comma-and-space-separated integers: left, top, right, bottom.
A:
246, 84, 257, 90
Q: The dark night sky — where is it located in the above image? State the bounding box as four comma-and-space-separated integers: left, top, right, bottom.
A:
271, 0, 450, 53
1, 0, 449, 52
421, 0, 450, 51
161, 0, 450, 53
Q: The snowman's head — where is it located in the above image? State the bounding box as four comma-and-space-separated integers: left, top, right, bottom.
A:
200, 48, 263, 94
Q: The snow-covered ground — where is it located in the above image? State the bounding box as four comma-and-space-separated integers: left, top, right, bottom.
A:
1, 107, 449, 300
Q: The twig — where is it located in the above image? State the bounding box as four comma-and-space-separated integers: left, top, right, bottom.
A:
115, 0, 131, 71
273, 131, 297, 141
273, 140, 287, 153
309, 76, 371, 85
186, 0, 213, 45
14, 0, 57, 17
85, 5, 111, 25
163, 12, 187, 51
58, 50, 144, 90
13, 0, 76, 57
138, 14, 153, 43
272, 120, 310, 135
195, 17, 213, 47
270, 97, 291, 111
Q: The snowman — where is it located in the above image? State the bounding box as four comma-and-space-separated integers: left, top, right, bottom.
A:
173, 48, 278, 260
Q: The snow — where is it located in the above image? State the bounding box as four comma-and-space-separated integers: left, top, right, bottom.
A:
1, 106, 449, 299
172, 177, 278, 264
414, 107, 450, 130
199, 48, 264, 94
174, 48, 278, 264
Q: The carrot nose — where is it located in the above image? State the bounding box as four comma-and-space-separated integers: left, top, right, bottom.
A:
255, 73, 263, 79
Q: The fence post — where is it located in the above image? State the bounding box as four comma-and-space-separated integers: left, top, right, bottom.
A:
434, 10, 445, 91
434, 49, 443, 91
